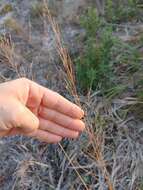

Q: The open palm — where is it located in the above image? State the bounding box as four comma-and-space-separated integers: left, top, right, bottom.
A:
0, 78, 85, 143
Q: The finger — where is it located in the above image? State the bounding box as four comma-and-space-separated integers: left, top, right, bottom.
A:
27, 129, 62, 143
19, 79, 84, 119
42, 89, 84, 119
39, 118, 79, 139
39, 106, 85, 132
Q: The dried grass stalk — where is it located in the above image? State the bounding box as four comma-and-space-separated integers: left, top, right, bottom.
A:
42, 1, 113, 189
0, 33, 20, 77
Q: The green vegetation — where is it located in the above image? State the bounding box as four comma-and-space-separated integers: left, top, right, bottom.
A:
75, 8, 115, 93
105, 85, 127, 100
112, 39, 141, 74
105, 0, 142, 23
75, 5, 142, 96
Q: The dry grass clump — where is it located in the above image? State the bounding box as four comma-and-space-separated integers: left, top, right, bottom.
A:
0, 33, 15, 66
0, 33, 29, 79
42, 2, 90, 189
42, 1, 114, 189
41, 2, 143, 189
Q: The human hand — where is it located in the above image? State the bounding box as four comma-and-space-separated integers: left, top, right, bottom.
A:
0, 78, 85, 143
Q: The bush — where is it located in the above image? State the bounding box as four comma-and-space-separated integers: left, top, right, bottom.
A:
75, 6, 142, 94
75, 8, 115, 93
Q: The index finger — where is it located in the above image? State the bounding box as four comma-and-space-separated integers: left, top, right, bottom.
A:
42, 88, 84, 119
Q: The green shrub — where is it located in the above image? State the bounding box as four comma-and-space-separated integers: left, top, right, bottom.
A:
75, 8, 115, 93
75, 6, 142, 94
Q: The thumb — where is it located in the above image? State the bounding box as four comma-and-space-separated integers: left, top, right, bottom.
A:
14, 102, 39, 133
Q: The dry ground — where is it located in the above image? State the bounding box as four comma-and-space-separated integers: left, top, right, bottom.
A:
0, 1, 143, 190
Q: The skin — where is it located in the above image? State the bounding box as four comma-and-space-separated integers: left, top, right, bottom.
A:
0, 78, 85, 143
